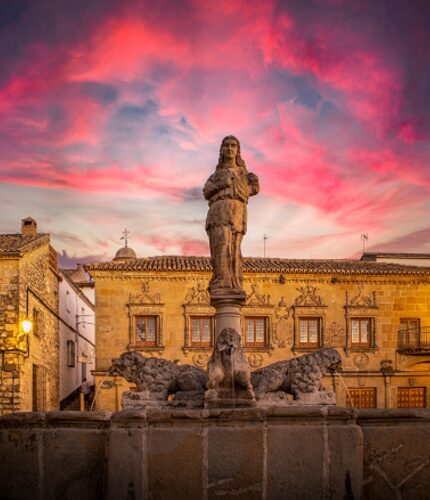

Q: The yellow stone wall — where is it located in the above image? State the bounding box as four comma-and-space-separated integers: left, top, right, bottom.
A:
90, 269, 430, 411
0, 243, 59, 413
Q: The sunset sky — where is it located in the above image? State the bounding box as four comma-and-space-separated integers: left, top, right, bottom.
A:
1, 0, 430, 266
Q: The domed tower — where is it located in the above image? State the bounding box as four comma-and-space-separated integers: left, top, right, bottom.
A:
113, 228, 137, 262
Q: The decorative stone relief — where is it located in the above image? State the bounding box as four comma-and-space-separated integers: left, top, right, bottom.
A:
324, 321, 345, 348
364, 442, 430, 499
184, 283, 210, 305
129, 281, 161, 305
272, 298, 291, 348
246, 284, 271, 306
294, 285, 324, 307
353, 352, 369, 370
357, 376, 367, 387
192, 352, 209, 367
380, 359, 394, 373
346, 288, 377, 307
248, 353, 263, 368
273, 320, 291, 348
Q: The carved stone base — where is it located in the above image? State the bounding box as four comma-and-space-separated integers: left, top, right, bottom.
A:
255, 391, 293, 406
204, 387, 256, 409
255, 390, 336, 406
294, 389, 336, 405
168, 391, 204, 409
121, 390, 168, 410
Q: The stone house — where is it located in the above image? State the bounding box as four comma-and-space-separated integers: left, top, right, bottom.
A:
86, 247, 430, 411
0, 218, 60, 413
59, 266, 95, 410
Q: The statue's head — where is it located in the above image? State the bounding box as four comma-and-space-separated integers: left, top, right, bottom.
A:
217, 135, 246, 169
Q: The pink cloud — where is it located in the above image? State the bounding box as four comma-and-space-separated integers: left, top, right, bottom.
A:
136, 234, 208, 256
259, 12, 403, 136
0, 160, 201, 200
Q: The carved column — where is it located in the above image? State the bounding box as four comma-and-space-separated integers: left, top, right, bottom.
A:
211, 291, 246, 340
384, 374, 392, 408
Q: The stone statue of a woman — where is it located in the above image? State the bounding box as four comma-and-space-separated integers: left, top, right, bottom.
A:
203, 136, 259, 294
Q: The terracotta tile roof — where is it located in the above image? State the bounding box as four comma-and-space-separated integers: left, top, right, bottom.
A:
61, 267, 93, 286
0, 234, 50, 256
361, 252, 430, 261
85, 255, 430, 276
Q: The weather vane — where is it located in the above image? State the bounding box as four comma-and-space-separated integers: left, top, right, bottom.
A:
264, 234, 269, 258
361, 233, 368, 254
121, 228, 131, 248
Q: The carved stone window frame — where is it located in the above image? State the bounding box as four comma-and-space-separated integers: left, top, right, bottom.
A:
182, 304, 215, 356
241, 305, 275, 353
189, 315, 214, 348
127, 304, 165, 354
292, 306, 327, 353
344, 310, 378, 355
126, 283, 165, 354
344, 289, 379, 355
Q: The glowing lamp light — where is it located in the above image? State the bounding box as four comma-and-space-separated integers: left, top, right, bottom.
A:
21, 319, 33, 333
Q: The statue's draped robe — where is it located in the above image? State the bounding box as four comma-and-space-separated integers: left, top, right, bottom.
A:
204, 167, 258, 291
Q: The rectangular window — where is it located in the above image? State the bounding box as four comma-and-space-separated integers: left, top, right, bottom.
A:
33, 308, 40, 337
397, 387, 426, 408
81, 307, 86, 329
244, 317, 267, 347
298, 318, 321, 347
399, 318, 420, 348
190, 316, 213, 347
350, 318, 371, 347
66, 290, 71, 313
135, 316, 157, 346
67, 340, 76, 367
346, 388, 377, 408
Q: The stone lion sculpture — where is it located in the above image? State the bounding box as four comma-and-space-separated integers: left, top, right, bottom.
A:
251, 348, 341, 404
207, 327, 252, 391
110, 351, 207, 402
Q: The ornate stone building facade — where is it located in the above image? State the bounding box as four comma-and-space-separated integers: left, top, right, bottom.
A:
86, 254, 430, 411
0, 218, 60, 413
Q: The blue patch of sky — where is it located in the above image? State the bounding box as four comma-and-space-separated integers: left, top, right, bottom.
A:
117, 99, 158, 121
290, 77, 321, 109
79, 82, 118, 104
155, 124, 172, 135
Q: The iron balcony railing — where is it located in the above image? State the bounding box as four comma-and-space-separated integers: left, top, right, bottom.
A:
398, 326, 430, 353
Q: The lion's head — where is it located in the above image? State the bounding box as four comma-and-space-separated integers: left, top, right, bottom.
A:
316, 348, 342, 372
215, 327, 242, 355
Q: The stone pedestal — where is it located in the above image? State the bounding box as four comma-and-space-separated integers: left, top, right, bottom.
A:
210, 290, 246, 340
122, 390, 168, 410
204, 387, 256, 409
205, 289, 256, 408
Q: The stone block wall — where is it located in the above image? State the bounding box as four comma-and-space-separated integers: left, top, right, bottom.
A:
1, 407, 429, 499
0, 259, 21, 412
0, 243, 60, 414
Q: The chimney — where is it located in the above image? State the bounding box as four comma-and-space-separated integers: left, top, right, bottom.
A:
21, 217, 37, 236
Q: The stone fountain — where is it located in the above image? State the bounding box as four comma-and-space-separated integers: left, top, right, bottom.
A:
6, 136, 430, 500
112, 135, 339, 411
